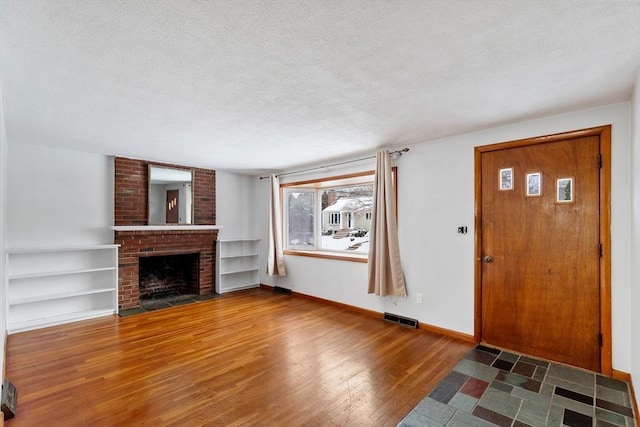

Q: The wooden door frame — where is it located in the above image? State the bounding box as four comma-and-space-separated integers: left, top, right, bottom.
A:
473, 125, 612, 375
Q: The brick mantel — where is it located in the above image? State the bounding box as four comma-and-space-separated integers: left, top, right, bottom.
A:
111, 225, 222, 232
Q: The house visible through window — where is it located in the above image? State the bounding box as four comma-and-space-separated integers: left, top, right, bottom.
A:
283, 172, 374, 255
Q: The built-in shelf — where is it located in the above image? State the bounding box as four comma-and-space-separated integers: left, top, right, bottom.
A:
5, 244, 119, 333
10, 287, 116, 305
221, 268, 257, 276
216, 238, 260, 293
7, 244, 120, 253
220, 252, 259, 259
9, 266, 116, 281
8, 309, 117, 333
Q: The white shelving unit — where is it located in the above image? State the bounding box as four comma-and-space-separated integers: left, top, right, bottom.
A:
216, 238, 260, 293
5, 245, 119, 333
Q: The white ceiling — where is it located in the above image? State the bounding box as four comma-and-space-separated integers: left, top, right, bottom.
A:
1, 0, 639, 174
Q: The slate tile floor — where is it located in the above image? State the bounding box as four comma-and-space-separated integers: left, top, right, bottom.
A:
118, 293, 221, 317
398, 345, 637, 427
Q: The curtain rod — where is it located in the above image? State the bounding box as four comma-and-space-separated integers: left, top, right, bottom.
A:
258, 148, 409, 180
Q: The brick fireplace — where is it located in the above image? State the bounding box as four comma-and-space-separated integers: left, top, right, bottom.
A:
114, 229, 218, 308
113, 157, 219, 309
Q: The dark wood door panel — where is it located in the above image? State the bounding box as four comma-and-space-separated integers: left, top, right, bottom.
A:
166, 189, 179, 223
480, 135, 601, 371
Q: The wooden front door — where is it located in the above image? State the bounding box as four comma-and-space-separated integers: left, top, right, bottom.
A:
166, 189, 179, 223
476, 127, 610, 372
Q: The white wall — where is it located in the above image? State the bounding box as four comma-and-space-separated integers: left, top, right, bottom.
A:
216, 170, 258, 239
0, 78, 8, 379
7, 144, 113, 247
630, 71, 640, 392
259, 102, 634, 373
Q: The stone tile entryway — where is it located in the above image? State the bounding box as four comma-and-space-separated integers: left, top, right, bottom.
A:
399, 345, 636, 427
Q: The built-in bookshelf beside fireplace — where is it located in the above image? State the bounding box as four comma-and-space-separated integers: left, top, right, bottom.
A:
6, 244, 119, 333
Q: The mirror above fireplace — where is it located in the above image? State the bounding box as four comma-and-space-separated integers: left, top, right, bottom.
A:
148, 165, 193, 224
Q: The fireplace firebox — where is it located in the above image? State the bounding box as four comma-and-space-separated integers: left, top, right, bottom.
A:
139, 253, 200, 300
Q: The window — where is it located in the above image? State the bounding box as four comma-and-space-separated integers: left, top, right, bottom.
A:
283, 172, 375, 257
328, 212, 341, 226
285, 189, 315, 249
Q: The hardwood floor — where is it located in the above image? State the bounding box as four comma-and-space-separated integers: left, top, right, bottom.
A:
5, 288, 473, 426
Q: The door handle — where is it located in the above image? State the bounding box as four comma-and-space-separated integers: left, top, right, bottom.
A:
483, 255, 494, 263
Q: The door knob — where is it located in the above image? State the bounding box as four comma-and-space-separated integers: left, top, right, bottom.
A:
483, 255, 494, 263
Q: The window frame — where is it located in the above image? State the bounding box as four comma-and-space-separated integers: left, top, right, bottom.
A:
281, 168, 397, 263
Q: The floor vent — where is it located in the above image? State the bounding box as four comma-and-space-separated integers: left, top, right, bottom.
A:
1, 379, 17, 420
383, 312, 418, 329
273, 286, 292, 295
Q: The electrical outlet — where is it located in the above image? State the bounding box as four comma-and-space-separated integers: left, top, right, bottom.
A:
416, 293, 423, 303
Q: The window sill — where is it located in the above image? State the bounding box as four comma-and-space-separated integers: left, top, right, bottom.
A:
283, 249, 368, 263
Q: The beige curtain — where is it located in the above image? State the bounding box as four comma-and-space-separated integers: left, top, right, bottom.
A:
267, 174, 287, 276
367, 151, 406, 296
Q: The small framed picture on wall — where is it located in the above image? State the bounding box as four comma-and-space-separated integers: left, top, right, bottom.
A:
499, 168, 513, 191
526, 172, 541, 197
556, 177, 574, 203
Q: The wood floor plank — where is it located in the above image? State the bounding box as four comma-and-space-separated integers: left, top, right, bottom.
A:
5, 288, 473, 426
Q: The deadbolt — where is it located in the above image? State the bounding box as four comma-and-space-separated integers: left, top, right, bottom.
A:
483, 255, 494, 263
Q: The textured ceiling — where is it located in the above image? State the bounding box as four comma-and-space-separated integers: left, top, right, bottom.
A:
1, 0, 639, 174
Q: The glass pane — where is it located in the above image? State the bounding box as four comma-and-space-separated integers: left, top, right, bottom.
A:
320, 185, 373, 253
287, 190, 315, 248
